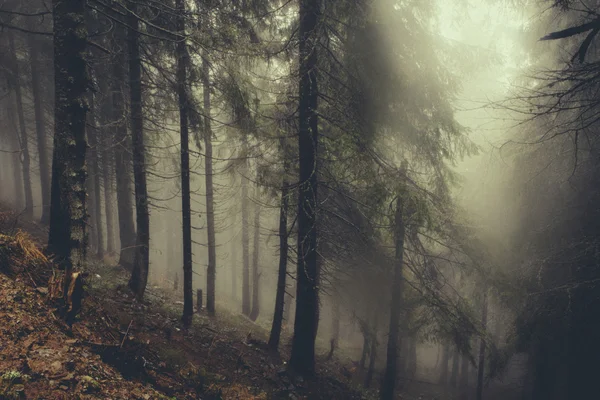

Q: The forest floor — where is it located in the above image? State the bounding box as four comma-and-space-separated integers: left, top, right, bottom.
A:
0, 208, 375, 399
0, 207, 477, 400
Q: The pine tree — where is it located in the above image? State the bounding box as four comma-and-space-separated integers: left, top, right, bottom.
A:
176, 0, 194, 327
47, 0, 90, 318
27, 32, 51, 224
203, 50, 217, 316
289, 0, 321, 377
8, 31, 33, 218
127, 0, 150, 300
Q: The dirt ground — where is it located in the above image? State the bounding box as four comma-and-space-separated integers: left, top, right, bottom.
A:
0, 208, 523, 399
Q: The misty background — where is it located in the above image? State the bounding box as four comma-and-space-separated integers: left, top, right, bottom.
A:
0, 0, 597, 399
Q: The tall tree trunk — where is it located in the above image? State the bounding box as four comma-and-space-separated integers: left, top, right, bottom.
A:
203, 51, 217, 316
126, 1, 150, 300
399, 337, 409, 377
86, 152, 98, 254
47, 132, 63, 254
249, 195, 261, 322
450, 347, 460, 388
459, 352, 470, 399
359, 322, 369, 370
268, 170, 289, 351
167, 224, 177, 288
327, 297, 341, 360
6, 99, 24, 208
28, 34, 51, 224
48, 0, 89, 317
289, 0, 320, 377
112, 18, 136, 270
0, 137, 8, 197
408, 336, 417, 378
365, 314, 379, 388
231, 220, 238, 302
283, 288, 293, 328
380, 196, 406, 400
176, 0, 194, 327
439, 342, 450, 385
0, 140, 11, 201
100, 85, 116, 255
87, 89, 104, 257
241, 136, 251, 316
9, 32, 33, 218
476, 290, 488, 400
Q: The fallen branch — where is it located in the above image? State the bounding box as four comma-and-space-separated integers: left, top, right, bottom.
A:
120, 319, 134, 349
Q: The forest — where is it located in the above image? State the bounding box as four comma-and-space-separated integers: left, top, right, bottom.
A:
0, 0, 598, 399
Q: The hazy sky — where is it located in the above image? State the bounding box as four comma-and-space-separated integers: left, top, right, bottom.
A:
436, 0, 537, 231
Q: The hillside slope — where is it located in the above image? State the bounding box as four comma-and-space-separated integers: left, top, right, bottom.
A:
0, 211, 368, 400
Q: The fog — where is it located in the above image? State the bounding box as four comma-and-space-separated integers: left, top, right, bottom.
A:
1, 0, 599, 399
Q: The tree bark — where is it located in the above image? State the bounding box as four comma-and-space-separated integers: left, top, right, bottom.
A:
249, 192, 261, 322
269, 172, 290, 351
111, 18, 136, 270
289, 0, 320, 377
86, 145, 98, 254
408, 336, 417, 378
176, 0, 194, 327
439, 342, 450, 385
0, 140, 11, 201
203, 51, 217, 316
241, 136, 251, 316
28, 34, 51, 224
380, 196, 406, 400
476, 290, 488, 400
126, 1, 150, 300
8, 32, 33, 218
450, 347, 460, 388
197, 289, 203, 312
87, 89, 105, 257
327, 297, 341, 360
399, 337, 409, 377
48, 0, 89, 314
283, 287, 293, 328
359, 322, 369, 370
459, 352, 470, 399
365, 314, 379, 388
6, 94, 24, 209
231, 220, 238, 302
99, 84, 116, 255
